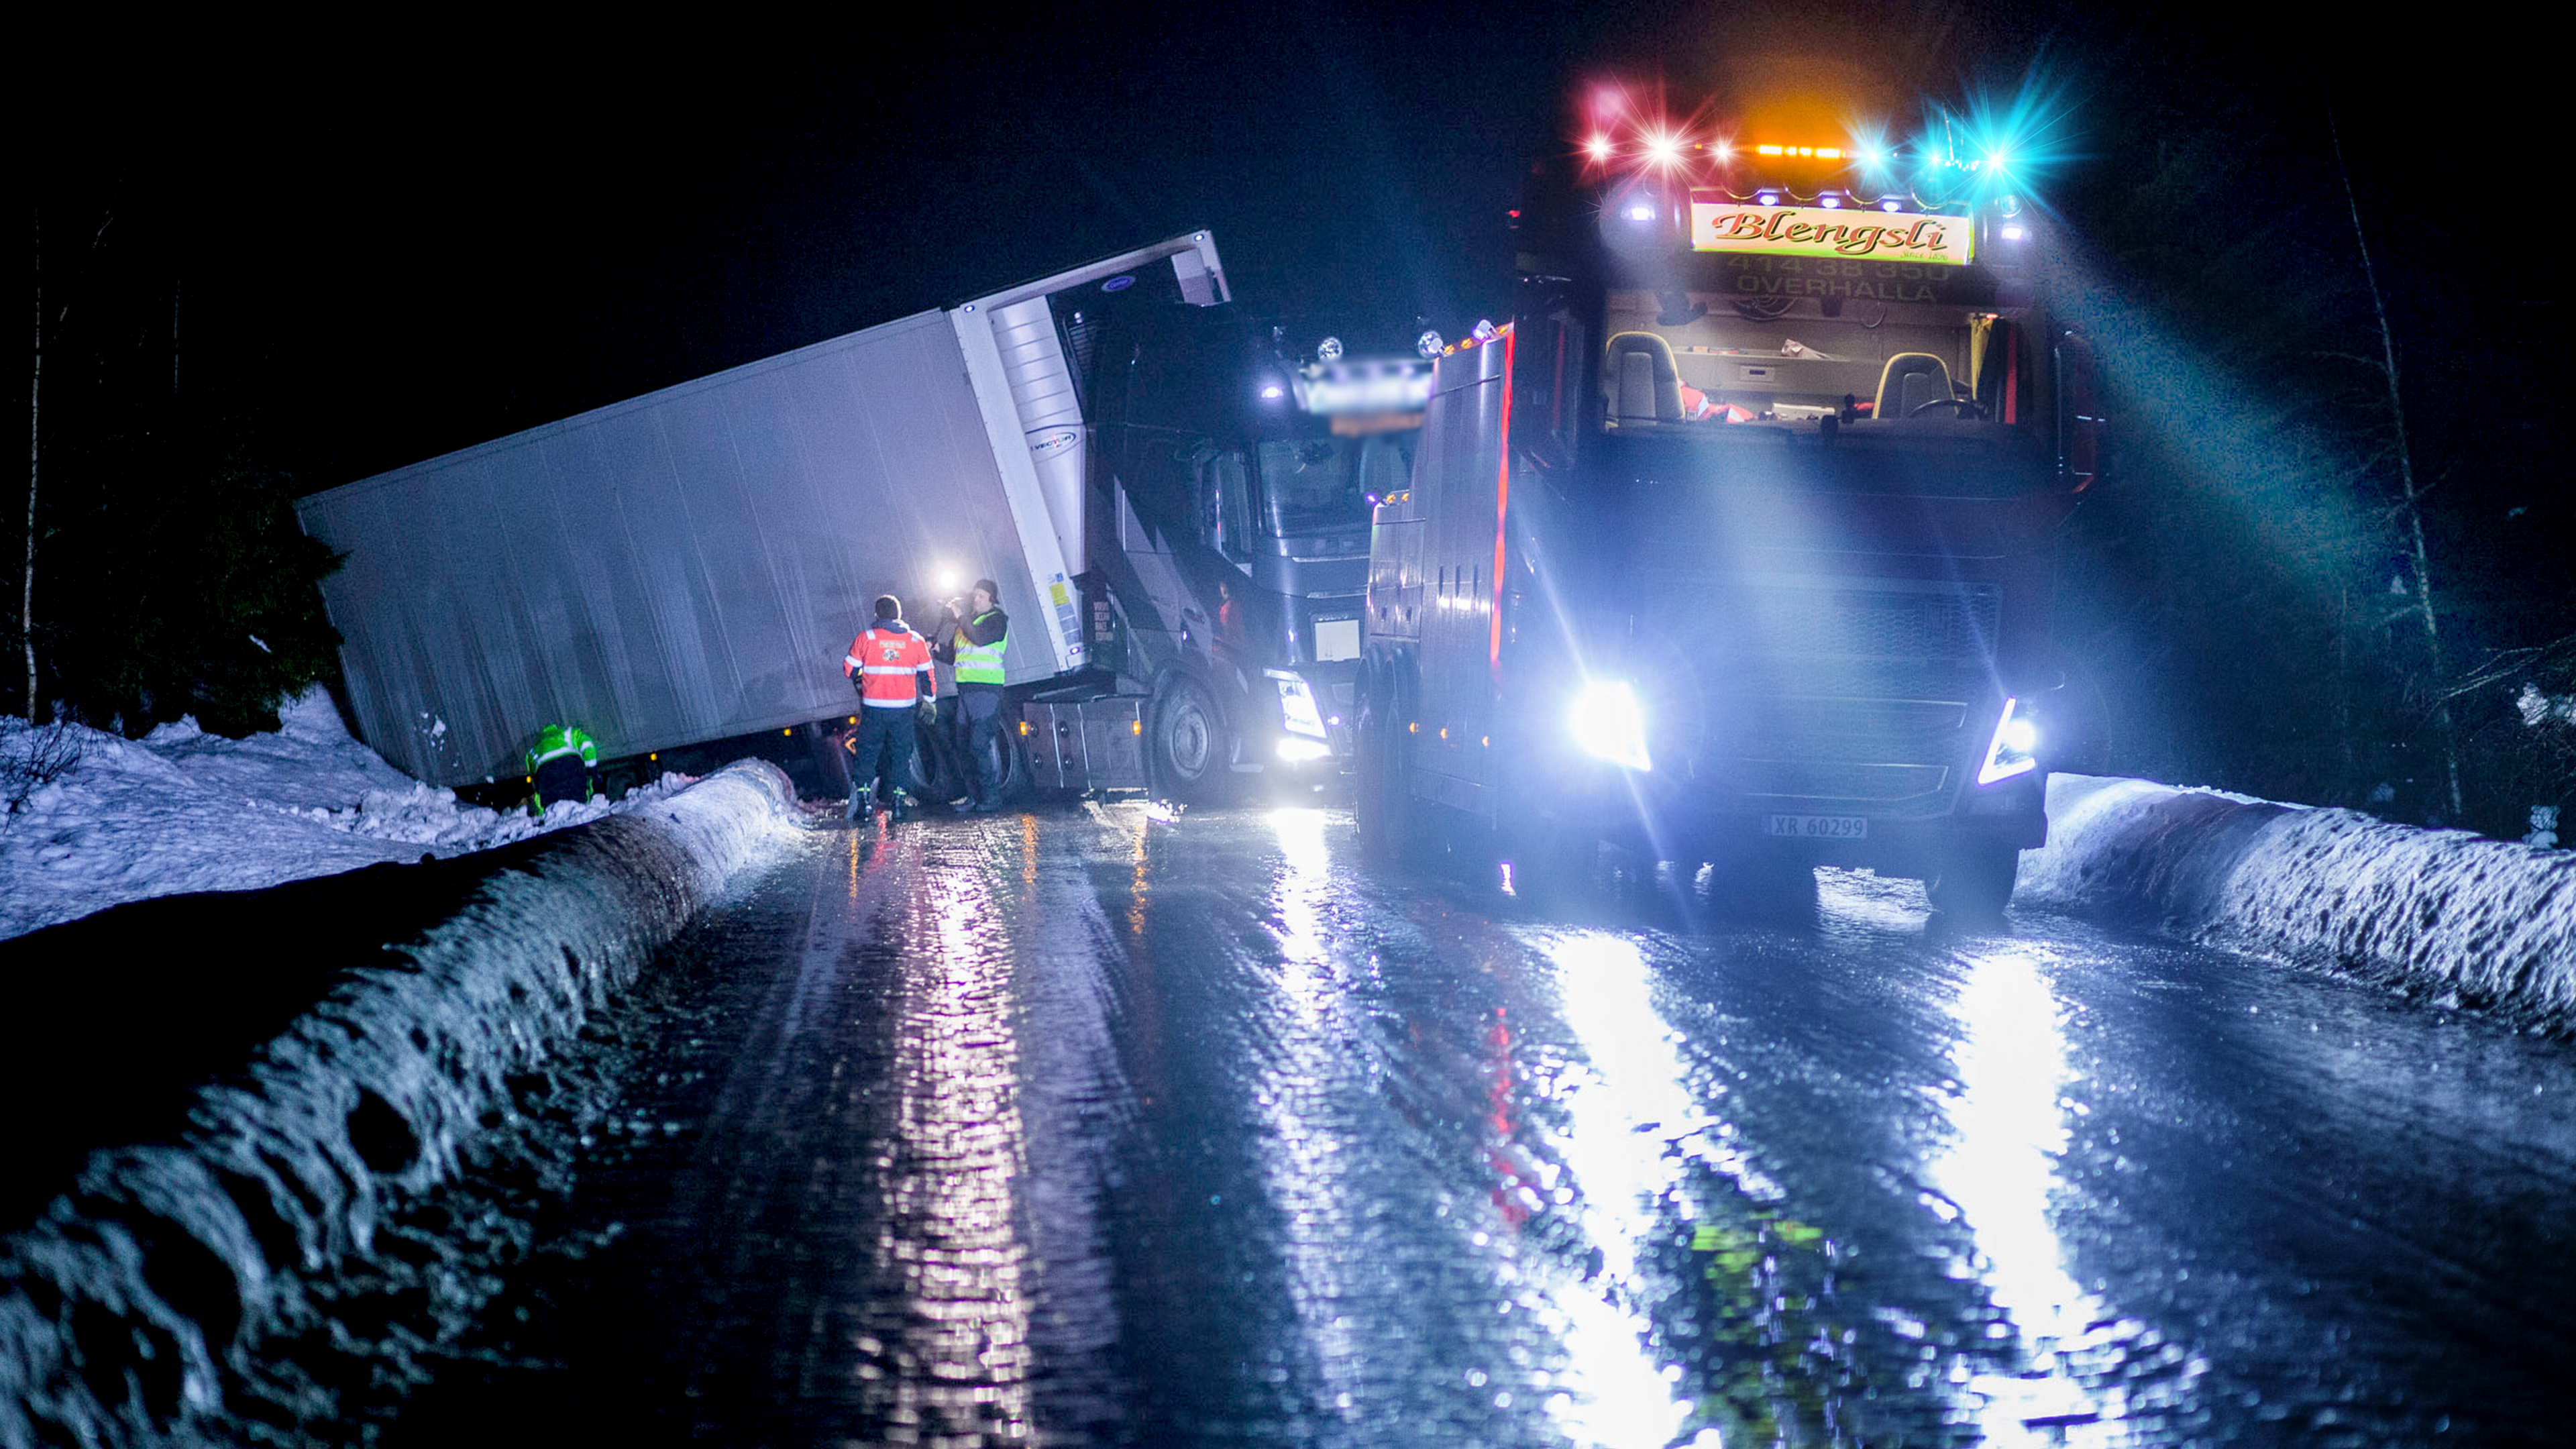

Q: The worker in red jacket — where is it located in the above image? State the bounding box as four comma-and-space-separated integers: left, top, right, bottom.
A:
843, 594, 935, 821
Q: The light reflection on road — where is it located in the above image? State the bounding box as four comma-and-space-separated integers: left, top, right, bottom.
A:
1254, 806, 1365, 1411
1930, 947, 2121, 1445
1534, 932, 1726, 1449
867, 855, 1036, 1444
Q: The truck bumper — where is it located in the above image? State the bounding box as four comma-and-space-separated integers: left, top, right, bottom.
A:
1542, 765, 2049, 878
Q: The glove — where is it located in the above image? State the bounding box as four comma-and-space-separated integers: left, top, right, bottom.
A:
918, 698, 938, 722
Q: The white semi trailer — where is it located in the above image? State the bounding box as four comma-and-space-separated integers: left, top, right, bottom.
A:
298, 231, 1383, 802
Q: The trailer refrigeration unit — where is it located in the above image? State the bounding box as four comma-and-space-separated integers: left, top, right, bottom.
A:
297, 231, 1378, 804
1354, 96, 2105, 915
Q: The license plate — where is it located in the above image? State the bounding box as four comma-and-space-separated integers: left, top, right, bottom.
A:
1765, 814, 1868, 840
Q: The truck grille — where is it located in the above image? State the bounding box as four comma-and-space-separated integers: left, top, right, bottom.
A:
1678, 576, 2000, 665
1652, 574, 1996, 814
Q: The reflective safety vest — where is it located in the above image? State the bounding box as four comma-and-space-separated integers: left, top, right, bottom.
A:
525, 724, 599, 771
953, 610, 1008, 686
846, 625, 932, 707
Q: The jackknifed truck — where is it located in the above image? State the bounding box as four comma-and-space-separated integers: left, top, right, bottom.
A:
299, 232, 1411, 806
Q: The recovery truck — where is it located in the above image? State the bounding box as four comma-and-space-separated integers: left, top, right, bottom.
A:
295, 232, 1402, 806
1353, 97, 2104, 914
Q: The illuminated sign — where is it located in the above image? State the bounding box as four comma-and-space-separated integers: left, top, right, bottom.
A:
1294, 358, 1434, 417
1689, 197, 1971, 266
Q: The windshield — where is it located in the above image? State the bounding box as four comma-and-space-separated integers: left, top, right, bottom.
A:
1598, 284, 2034, 432
1256, 432, 1416, 537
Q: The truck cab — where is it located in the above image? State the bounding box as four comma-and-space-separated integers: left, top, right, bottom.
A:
1049, 297, 1425, 798
1356, 99, 2102, 914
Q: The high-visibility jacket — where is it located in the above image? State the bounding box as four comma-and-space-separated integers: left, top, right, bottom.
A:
525, 724, 599, 772
952, 608, 1008, 686
846, 623, 934, 708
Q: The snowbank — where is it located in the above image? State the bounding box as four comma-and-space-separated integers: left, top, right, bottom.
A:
2021, 775, 2576, 1027
0, 686, 699, 943
0, 757, 799, 1447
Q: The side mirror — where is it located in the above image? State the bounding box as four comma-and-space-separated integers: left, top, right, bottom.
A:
2055, 331, 2107, 493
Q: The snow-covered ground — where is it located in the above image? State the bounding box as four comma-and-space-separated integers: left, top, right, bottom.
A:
0, 687, 704, 943
7, 697, 2569, 1026
2021, 775, 2576, 1029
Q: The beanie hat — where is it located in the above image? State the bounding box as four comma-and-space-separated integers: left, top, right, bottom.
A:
973, 578, 1001, 602
873, 594, 902, 621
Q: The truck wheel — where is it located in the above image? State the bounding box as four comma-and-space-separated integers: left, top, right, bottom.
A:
994, 724, 1030, 802
1353, 659, 1419, 861
1150, 678, 1221, 803
906, 718, 966, 804
959, 711, 1030, 804
1927, 842, 2020, 924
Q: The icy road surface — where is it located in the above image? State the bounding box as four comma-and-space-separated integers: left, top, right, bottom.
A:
371, 803, 2574, 1448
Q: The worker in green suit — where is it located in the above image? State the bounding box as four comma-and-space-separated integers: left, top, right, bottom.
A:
525, 723, 600, 810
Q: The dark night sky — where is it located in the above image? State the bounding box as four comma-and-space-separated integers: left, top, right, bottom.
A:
35, 4, 2560, 600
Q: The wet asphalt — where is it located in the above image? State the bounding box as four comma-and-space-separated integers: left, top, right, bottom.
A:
379, 800, 2576, 1448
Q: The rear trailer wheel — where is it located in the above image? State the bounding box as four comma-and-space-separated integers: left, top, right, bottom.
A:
1150, 678, 1221, 803
1927, 841, 2021, 922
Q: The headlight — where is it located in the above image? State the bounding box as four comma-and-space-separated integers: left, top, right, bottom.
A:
1569, 680, 1652, 771
1269, 670, 1328, 739
1977, 696, 2041, 784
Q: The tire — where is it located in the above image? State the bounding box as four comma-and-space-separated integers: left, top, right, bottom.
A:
905, 716, 966, 804
957, 704, 1030, 806
1927, 841, 2020, 923
1353, 657, 1421, 863
1150, 676, 1223, 804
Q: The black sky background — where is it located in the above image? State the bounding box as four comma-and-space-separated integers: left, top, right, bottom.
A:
31, 3, 2565, 633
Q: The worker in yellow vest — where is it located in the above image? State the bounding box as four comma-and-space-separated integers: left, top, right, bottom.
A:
936, 577, 1010, 812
